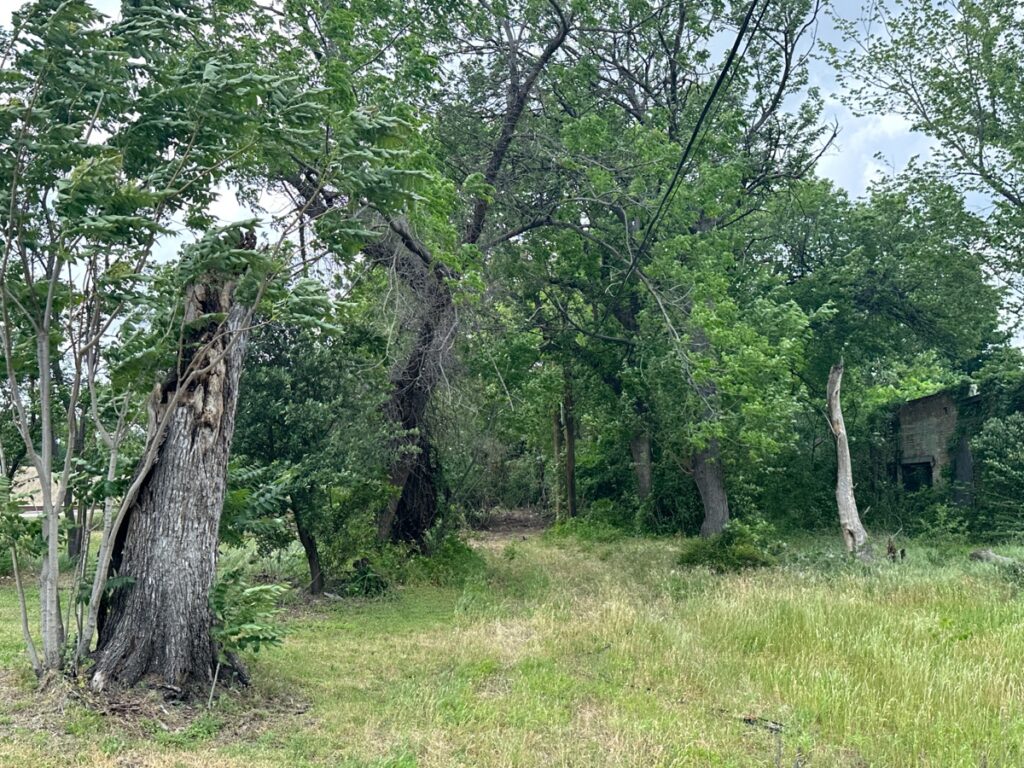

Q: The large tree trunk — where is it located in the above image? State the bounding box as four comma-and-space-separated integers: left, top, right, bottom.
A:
90, 283, 249, 692
369, 220, 455, 545
630, 430, 653, 500
694, 438, 730, 537
687, 314, 731, 538
562, 374, 577, 518
826, 360, 869, 557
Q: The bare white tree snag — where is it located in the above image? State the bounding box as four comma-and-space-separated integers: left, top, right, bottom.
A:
826, 360, 870, 557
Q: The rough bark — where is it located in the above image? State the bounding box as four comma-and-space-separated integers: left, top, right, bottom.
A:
694, 438, 730, 537
630, 430, 653, 500
826, 360, 870, 557
688, 316, 731, 538
367, 220, 456, 544
90, 282, 249, 692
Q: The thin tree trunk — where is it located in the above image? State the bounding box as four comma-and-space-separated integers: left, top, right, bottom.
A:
35, 329, 64, 671
295, 507, 324, 595
562, 374, 577, 518
551, 408, 563, 519
694, 438, 730, 537
65, 416, 86, 559
91, 283, 249, 692
11, 546, 41, 676
826, 360, 870, 557
630, 430, 653, 500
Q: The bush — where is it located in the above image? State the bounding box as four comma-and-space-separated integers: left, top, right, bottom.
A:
336, 556, 392, 597
545, 516, 627, 544
410, 535, 486, 587
972, 413, 1024, 539
211, 569, 289, 659
586, 498, 636, 530
913, 501, 970, 546
677, 518, 779, 572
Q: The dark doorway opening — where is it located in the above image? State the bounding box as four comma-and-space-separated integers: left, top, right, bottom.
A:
902, 462, 933, 492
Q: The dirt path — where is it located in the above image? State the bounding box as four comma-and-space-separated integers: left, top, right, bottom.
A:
468, 507, 550, 551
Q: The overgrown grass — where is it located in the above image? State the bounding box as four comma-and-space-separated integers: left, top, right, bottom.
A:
2, 534, 1024, 766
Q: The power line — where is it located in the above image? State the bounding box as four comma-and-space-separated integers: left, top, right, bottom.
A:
632, 0, 767, 268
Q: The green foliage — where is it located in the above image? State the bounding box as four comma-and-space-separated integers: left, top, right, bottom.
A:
409, 536, 486, 587
972, 413, 1024, 539
913, 501, 971, 550
211, 570, 289, 659
0, 477, 43, 576
545, 517, 627, 545
677, 519, 780, 572
220, 462, 293, 553
335, 555, 394, 598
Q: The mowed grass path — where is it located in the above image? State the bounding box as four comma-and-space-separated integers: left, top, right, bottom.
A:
2, 536, 1024, 767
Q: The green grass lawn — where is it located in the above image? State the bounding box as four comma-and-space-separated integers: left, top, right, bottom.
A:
2, 535, 1024, 767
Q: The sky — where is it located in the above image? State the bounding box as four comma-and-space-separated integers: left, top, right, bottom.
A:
0, 0, 935, 206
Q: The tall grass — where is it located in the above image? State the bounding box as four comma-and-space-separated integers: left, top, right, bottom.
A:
1, 535, 1022, 766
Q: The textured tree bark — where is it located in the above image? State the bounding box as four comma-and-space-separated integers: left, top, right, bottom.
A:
826, 360, 870, 557
562, 373, 577, 518
630, 430, 653, 500
694, 438, 730, 537
369, 222, 455, 544
90, 282, 249, 692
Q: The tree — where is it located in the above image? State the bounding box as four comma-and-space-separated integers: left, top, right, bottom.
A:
284, 0, 573, 543
472, 0, 831, 534
826, 360, 870, 556
1, 0, 408, 688
232, 318, 392, 594
835, 0, 1024, 310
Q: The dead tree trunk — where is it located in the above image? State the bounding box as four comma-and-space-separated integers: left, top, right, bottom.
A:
91, 282, 249, 692
969, 549, 1017, 566
694, 438, 730, 537
826, 360, 870, 557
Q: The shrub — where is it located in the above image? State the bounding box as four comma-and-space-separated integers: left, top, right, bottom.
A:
545, 516, 626, 544
677, 518, 779, 572
336, 555, 394, 597
972, 413, 1024, 539
586, 498, 635, 530
211, 569, 289, 660
913, 502, 969, 546
410, 535, 486, 587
